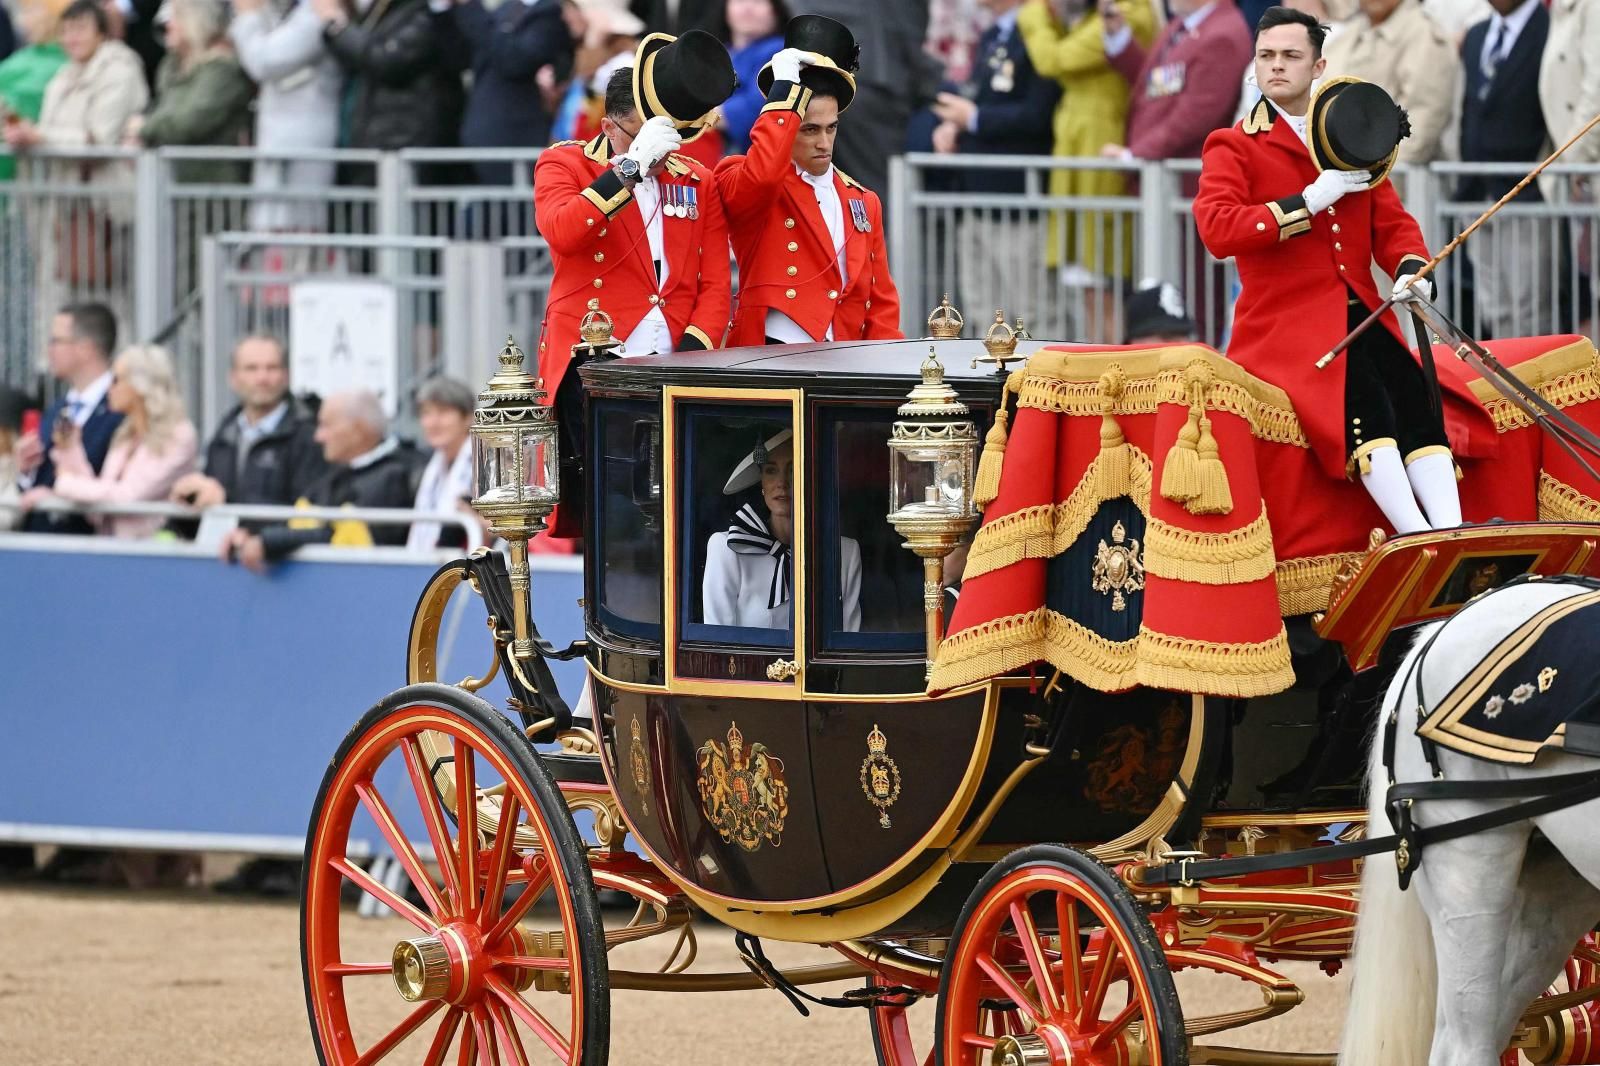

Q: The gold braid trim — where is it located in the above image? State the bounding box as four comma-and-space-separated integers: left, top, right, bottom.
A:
964, 447, 1154, 582
1538, 471, 1600, 522
1014, 353, 1308, 448
1144, 509, 1277, 585
928, 608, 1293, 697
1466, 339, 1600, 433
1274, 552, 1364, 616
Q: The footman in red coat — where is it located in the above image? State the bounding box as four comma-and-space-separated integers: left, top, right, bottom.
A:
715, 15, 902, 347
1195, 6, 1495, 534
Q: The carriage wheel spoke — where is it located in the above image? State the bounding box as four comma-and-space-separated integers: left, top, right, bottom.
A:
487, 973, 572, 1060
353, 999, 443, 1066
1091, 998, 1144, 1050
323, 961, 393, 977
1080, 938, 1120, 1026
456, 1021, 476, 1066
404, 736, 462, 914
961, 1033, 999, 1051
471, 1008, 497, 1066
975, 953, 1045, 1025
356, 780, 448, 918
423, 1009, 465, 1066
1009, 900, 1062, 1018
479, 793, 521, 926
489, 998, 534, 1066
332, 855, 434, 933
485, 855, 552, 945
1056, 892, 1083, 1013
455, 739, 481, 916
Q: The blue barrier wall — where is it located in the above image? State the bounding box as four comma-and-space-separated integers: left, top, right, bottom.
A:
0, 538, 585, 852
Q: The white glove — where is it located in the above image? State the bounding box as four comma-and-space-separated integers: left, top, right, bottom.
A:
1391, 272, 1433, 304
768, 47, 815, 84
623, 115, 681, 172
1302, 168, 1372, 215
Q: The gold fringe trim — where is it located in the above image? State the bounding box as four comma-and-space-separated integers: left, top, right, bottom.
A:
929, 608, 1294, 698
963, 447, 1154, 582
1144, 509, 1277, 585
1538, 471, 1600, 523
1465, 338, 1600, 433
1274, 552, 1364, 616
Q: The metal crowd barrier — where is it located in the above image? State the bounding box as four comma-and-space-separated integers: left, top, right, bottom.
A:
3, 145, 1597, 419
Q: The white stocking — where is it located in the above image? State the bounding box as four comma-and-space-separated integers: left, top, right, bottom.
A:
1359, 445, 1429, 533
1405, 450, 1463, 529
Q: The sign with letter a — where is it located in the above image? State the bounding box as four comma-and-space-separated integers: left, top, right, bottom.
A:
289, 280, 400, 416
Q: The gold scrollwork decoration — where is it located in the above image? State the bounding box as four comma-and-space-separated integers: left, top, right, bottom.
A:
1091, 519, 1146, 612
859, 723, 903, 829
629, 716, 650, 816
696, 721, 789, 853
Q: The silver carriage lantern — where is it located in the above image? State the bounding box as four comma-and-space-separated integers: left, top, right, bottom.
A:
471, 335, 560, 659
887, 346, 981, 680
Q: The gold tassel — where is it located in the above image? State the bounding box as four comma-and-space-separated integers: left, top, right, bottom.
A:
1097, 366, 1130, 498
1161, 361, 1211, 504
973, 371, 1020, 510
1191, 414, 1234, 515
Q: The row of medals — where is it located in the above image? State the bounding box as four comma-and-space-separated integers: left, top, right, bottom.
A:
663, 185, 699, 220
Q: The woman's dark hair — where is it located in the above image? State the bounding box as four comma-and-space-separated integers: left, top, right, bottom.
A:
707, 0, 792, 46
60, 0, 111, 35
1254, 5, 1329, 56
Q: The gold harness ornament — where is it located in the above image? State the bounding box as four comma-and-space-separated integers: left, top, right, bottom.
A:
696, 722, 790, 853
858, 724, 903, 829
1092, 520, 1146, 612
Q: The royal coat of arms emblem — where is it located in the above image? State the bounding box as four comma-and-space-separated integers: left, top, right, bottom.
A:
859, 723, 902, 828
696, 721, 789, 852
1091, 519, 1146, 612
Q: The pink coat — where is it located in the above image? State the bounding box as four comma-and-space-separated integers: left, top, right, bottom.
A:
51, 420, 199, 538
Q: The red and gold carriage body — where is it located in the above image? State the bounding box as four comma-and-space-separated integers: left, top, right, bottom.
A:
300, 315, 1600, 1066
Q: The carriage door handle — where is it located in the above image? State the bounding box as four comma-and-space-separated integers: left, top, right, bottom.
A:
766, 659, 799, 682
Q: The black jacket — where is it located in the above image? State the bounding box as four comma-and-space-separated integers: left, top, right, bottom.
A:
445, 0, 572, 185
258, 441, 425, 560
957, 21, 1059, 195
1459, 4, 1549, 203
204, 396, 327, 510
325, 0, 465, 154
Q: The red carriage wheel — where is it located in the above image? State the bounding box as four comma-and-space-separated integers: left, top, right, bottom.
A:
874, 991, 1027, 1066
936, 845, 1187, 1066
302, 682, 609, 1065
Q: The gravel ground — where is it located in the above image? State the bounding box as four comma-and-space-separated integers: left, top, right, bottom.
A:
0, 880, 1357, 1065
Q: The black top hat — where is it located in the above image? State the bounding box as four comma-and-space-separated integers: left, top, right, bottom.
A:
1123, 280, 1196, 344
1308, 76, 1412, 187
758, 14, 860, 111
632, 30, 738, 141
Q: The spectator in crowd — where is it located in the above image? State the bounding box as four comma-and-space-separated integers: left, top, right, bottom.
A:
631, 0, 718, 34
123, 0, 255, 184
0, 386, 31, 530
104, 0, 170, 89
437, 0, 573, 186
927, 0, 989, 85
1322, 0, 1457, 164
218, 389, 422, 571
0, 0, 70, 184
406, 376, 477, 550
229, 0, 344, 232
168, 334, 326, 519
1460, 0, 1554, 338
17, 343, 198, 537
548, 0, 643, 143
1123, 277, 1198, 343
711, 0, 788, 154
1020, 0, 1157, 339
1233, 0, 1336, 124
926, 0, 1059, 322
792, 0, 939, 199
14, 302, 125, 535
1543, 0, 1599, 339
316, 0, 466, 183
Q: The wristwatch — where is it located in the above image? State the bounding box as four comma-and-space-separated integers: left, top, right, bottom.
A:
614, 156, 641, 184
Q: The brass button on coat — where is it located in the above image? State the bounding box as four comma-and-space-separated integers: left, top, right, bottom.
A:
828, 289, 839, 300
594, 252, 604, 262
593, 278, 603, 287
786, 266, 797, 277
785, 288, 796, 299
784, 218, 795, 229
786, 241, 798, 252
648, 294, 659, 305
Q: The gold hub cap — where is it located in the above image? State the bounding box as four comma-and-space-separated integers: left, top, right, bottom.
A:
392, 935, 452, 1002
992, 1033, 1057, 1066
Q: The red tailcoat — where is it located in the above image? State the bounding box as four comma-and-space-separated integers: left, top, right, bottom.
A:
532, 135, 732, 394
714, 79, 903, 347
1194, 98, 1496, 478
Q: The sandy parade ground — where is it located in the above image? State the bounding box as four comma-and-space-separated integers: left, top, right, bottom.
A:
1, 874, 1356, 1066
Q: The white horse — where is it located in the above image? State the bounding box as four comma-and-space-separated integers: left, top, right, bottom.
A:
1339, 577, 1600, 1066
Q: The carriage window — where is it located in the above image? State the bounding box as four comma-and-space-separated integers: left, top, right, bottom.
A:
817, 406, 929, 653
593, 399, 662, 638
681, 404, 798, 650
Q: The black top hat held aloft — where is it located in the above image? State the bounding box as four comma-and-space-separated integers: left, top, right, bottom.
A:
757, 14, 861, 111
632, 30, 738, 137
1308, 76, 1413, 187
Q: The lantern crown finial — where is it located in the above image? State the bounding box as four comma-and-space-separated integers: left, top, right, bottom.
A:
927, 294, 964, 339
481, 334, 542, 401
898, 346, 970, 418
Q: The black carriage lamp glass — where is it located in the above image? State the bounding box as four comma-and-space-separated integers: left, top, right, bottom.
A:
887, 346, 980, 679
471, 334, 560, 659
